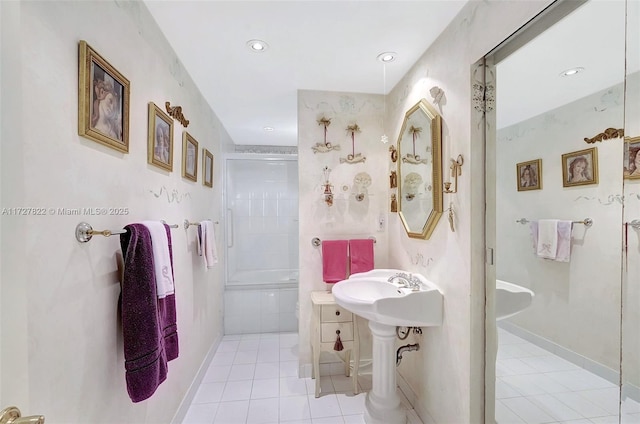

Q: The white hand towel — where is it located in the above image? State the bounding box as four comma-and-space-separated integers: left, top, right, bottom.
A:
537, 219, 559, 259
200, 220, 218, 268
555, 220, 573, 262
141, 221, 175, 298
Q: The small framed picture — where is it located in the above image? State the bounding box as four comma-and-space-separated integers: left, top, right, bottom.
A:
624, 136, 640, 179
78, 40, 130, 152
203, 148, 214, 188
182, 132, 199, 182
516, 159, 542, 191
562, 147, 598, 187
147, 102, 174, 171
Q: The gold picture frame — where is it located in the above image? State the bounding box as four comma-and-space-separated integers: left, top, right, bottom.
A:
147, 102, 174, 171
562, 147, 598, 187
516, 159, 542, 191
624, 136, 640, 179
182, 132, 199, 182
203, 148, 214, 188
78, 40, 130, 152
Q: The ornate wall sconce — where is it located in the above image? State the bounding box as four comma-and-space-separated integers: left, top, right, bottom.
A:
443, 154, 464, 194
312, 117, 340, 153
390, 171, 397, 188
390, 194, 398, 212
322, 166, 334, 206
340, 123, 366, 164
389, 145, 398, 162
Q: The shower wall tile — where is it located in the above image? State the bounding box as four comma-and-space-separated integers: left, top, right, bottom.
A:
225, 288, 299, 334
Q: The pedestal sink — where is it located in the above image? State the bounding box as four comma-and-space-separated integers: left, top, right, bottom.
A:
332, 269, 443, 424
496, 279, 534, 320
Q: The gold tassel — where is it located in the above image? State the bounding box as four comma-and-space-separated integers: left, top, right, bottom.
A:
334, 330, 344, 351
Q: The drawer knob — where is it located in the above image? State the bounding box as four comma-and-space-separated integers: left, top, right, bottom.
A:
335, 311, 341, 316
336, 329, 341, 335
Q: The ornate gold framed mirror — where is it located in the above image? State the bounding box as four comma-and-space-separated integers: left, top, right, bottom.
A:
397, 98, 443, 239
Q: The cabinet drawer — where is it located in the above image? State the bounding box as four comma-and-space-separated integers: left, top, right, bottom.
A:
321, 304, 353, 323
321, 322, 353, 343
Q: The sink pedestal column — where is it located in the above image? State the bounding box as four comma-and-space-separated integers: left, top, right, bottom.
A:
364, 321, 406, 424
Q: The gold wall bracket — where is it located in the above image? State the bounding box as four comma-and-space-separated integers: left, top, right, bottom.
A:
0, 406, 45, 424
165, 102, 190, 127
443, 154, 464, 194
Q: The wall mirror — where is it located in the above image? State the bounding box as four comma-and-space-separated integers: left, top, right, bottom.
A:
397, 98, 443, 239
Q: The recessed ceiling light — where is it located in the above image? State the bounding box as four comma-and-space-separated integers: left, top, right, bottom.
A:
263, 126, 274, 132
247, 39, 269, 52
377, 52, 397, 63
560, 67, 584, 77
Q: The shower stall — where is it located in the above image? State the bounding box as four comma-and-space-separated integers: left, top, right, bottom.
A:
223, 154, 299, 334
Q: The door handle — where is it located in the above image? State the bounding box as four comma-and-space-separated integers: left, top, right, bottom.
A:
0, 406, 44, 424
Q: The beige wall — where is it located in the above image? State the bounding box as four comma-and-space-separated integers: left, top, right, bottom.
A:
383, 1, 553, 423
1, 1, 231, 422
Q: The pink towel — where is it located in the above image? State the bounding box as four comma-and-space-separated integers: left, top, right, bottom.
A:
349, 239, 374, 275
322, 240, 348, 283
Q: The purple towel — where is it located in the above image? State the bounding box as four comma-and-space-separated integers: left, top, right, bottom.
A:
120, 223, 178, 402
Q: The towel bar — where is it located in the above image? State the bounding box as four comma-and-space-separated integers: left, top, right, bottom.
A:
75, 222, 127, 243
311, 236, 376, 247
515, 217, 593, 228
184, 219, 219, 229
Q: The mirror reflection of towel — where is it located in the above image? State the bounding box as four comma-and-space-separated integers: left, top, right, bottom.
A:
530, 220, 572, 262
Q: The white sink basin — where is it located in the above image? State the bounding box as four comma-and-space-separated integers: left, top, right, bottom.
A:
332, 270, 443, 327
496, 280, 534, 320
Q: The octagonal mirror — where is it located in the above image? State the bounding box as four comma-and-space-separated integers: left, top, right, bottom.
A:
397, 98, 443, 239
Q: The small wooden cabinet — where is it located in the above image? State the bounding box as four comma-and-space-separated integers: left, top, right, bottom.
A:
311, 291, 360, 397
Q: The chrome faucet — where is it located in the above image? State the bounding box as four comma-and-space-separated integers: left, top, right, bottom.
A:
387, 272, 421, 291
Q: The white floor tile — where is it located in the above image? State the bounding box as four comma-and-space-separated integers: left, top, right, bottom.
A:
192, 382, 225, 404
281, 346, 299, 362
251, 378, 280, 399
280, 333, 299, 349
590, 416, 623, 424
527, 394, 583, 421
247, 398, 280, 424
279, 395, 311, 422
211, 351, 236, 366
519, 355, 579, 373
622, 412, 640, 424
182, 402, 218, 424
234, 349, 259, 365
213, 400, 250, 424
217, 340, 240, 352
552, 391, 611, 419
257, 349, 280, 363
281, 377, 309, 397
342, 414, 365, 424
280, 360, 299, 377
331, 375, 355, 393
228, 363, 256, 381
308, 393, 342, 419
496, 399, 527, 424
238, 338, 261, 351
577, 387, 622, 415
311, 416, 344, 424
496, 378, 524, 399
406, 409, 425, 424
546, 370, 616, 392
259, 338, 281, 351
336, 393, 366, 416
203, 365, 231, 383
500, 396, 556, 424
254, 361, 281, 380
222, 380, 254, 402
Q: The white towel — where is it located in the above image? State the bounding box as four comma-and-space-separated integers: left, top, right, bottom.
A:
555, 220, 573, 262
197, 220, 218, 268
141, 221, 175, 298
537, 219, 559, 259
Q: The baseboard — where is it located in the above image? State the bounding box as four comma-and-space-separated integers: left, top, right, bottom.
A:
170, 334, 223, 424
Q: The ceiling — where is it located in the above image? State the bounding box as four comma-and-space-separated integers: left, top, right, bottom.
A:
495, 0, 628, 129
144, 1, 468, 146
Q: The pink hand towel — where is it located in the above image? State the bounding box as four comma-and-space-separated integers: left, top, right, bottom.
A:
322, 240, 348, 283
349, 239, 374, 275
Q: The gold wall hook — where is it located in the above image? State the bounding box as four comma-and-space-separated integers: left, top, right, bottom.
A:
0, 406, 45, 424
443, 154, 464, 194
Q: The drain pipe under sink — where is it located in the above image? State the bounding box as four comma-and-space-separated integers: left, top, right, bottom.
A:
396, 343, 420, 366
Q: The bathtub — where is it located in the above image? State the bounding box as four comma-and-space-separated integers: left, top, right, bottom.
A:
224, 269, 299, 334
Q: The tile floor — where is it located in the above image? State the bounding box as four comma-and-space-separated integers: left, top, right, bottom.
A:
182, 332, 424, 424
496, 327, 640, 424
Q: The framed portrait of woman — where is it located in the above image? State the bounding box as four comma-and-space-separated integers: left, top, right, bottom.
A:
182, 132, 199, 182
562, 147, 598, 187
624, 136, 640, 180
516, 159, 542, 191
78, 40, 130, 153
203, 148, 214, 188
147, 102, 174, 172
